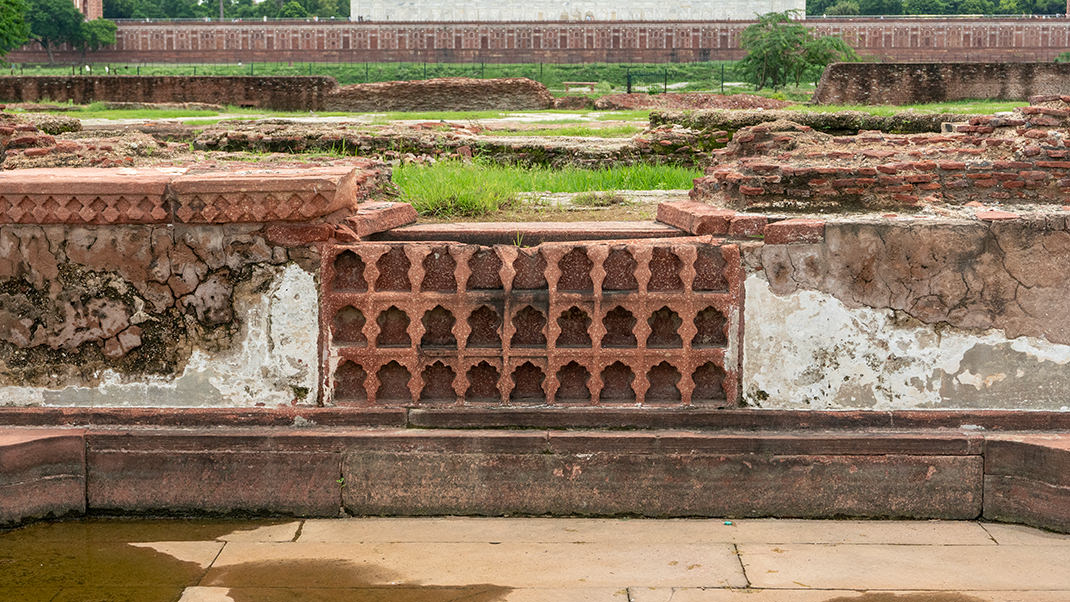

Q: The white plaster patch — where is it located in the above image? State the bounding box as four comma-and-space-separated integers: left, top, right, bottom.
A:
0, 263, 319, 408
743, 273, 1070, 410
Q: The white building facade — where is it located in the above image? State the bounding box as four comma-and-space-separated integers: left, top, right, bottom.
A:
349, 0, 806, 22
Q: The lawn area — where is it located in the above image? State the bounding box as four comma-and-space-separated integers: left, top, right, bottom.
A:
788, 99, 1028, 115
484, 125, 643, 138
393, 160, 700, 217
7, 61, 741, 92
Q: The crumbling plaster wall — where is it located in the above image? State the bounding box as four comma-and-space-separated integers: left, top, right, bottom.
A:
0, 224, 320, 407
743, 219, 1070, 410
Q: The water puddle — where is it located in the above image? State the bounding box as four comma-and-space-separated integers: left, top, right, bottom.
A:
0, 519, 510, 602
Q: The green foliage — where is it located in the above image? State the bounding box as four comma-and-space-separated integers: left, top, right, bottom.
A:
27, 0, 85, 63
826, 1, 861, 14
1055, 51, 1070, 63
809, 0, 1058, 13
787, 99, 1027, 115
279, 1, 308, 18
393, 160, 701, 218
738, 11, 858, 90
0, 0, 30, 58
76, 19, 117, 55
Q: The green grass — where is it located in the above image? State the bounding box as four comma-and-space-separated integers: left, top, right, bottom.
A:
393, 160, 699, 217
789, 100, 1028, 115
6, 61, 742, 90
486, 125, 642, 138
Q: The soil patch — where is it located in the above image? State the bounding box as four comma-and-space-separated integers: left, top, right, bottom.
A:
594, 93, 791, 111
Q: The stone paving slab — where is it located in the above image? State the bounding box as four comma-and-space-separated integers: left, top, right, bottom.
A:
297, 518, 997, 546
981, 522, 1070, 545
205, 541, 747, 589
630, 590, 1070, 601
740, 543, 1070, 590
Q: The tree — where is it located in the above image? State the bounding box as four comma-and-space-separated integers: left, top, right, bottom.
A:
0, 0, 31, 58
279, 0, 309, 18
75, 18, 117, 57
27, 0, 86, 64
738, 11, 858, 90
826, 1, 861, 14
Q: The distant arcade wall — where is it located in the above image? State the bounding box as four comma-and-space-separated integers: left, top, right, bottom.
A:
6, 17, 1070, 64
348, 0, 804, 22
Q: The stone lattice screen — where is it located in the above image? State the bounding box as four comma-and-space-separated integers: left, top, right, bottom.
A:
321, 237, 742, 406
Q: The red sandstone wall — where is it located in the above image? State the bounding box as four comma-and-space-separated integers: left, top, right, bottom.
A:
0, 76, 338, 111
5, 18, 1069, 65
324, 77, 554, 111
0, 76, 555, 112
813, 63, 1070, 105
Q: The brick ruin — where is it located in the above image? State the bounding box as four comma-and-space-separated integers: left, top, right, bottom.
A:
1, 99, 1069, 531
815, 63, 1070, 106
0, 76, 556, 112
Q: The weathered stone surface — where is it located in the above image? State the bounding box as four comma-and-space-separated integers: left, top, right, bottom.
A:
656, 201, 734, 236
86, 430, 344, 516
0, 168, 176, 224
757, 220, 1070, 346
344, 449, 982, 518
815, 62, 1070, 105
323, 77, 554, 112
169, 166, 361, 224
0, 429, 86, 525
0, 224, 319, 405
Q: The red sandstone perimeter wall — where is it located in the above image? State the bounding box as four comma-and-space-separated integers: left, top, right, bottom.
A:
5, 18, 1070, 64
814, 63, 1070, 105
0, 76, 338, 111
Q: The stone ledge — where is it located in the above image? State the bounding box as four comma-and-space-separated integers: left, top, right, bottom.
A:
0, 425, 1065, 530
2, 407, 1069, 431
373, 221, 686, 245
0, 164, 391, 226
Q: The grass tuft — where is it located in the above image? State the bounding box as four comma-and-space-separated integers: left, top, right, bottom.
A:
789, 100, 1028, 116
393, 160, 699, 217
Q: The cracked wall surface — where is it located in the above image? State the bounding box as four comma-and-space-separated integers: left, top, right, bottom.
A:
0, 224, 320, 407
760, 220, 1070, 345
744, 272, 1070, 410
744, 218, 1070, 410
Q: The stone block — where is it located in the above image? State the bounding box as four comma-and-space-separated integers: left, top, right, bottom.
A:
86, 430, 345, 516
343, 201, 418, 238
764, 218, 826, 245
655, 201, 735, 236
0, 167, 176, 224
0, 429, 86, 525
343, 448, 982, 518
169, 166, 360, 223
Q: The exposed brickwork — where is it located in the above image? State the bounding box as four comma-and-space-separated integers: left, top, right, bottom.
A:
0, 76, 556, 113
815, 63, 1070, 105
691, 98, 1070, 211
4, 18, 1068, 65
321, 237, 742, 407
0, 77, 337, 111
323, 77, 553, 112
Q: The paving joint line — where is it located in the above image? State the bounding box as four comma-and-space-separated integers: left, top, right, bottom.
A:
977, 521, 1000, 545
732, 542, 751, 589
